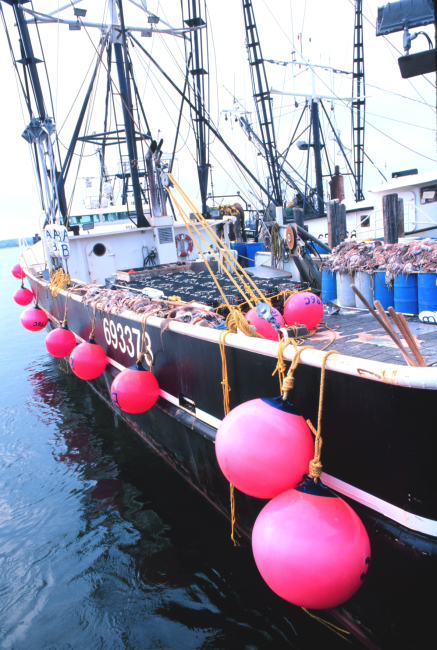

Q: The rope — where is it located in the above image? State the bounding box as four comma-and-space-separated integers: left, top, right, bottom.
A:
320, 322, 337, 351
138, 308, 161, 366
168, 174, 267, 305
168, 192, 235, 309
272, 337, 291, 392
230, 483, 240, 547
305, 350, 339, 482
225, 310, 264, 338
47, 268, 71, 298
219, 330, 231, 417
282, 340, 314, 399
219, 329, 241, 547
89, 304, 97, 341
301, 609, 351, 642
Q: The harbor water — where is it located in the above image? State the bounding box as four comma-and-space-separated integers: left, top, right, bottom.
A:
0, 247, 353, 650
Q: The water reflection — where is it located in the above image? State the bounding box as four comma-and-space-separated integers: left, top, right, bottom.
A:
0, 248, 353, 650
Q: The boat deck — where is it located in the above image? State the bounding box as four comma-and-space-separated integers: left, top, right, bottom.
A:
308, 309, 437, 366
112, 264, 437, 367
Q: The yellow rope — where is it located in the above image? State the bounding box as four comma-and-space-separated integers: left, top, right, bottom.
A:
301, 609, 351, 642
229, 483, 240, 547
219, 329, 241, 546
168, 174, 267, 305
282, 340, 314, 399
219, 329, 231, 417
47, 268, 71, 298
89, 304, 97, 341
225, 310, 264, 338
320, 322, 337, 351
272, 337, 291, 392
168, 192, 235, 309
305, 350, 339, 481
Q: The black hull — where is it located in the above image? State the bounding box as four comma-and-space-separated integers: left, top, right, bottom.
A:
35, 278, 437, 649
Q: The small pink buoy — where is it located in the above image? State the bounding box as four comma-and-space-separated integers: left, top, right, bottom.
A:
252, 477, 371, 609
45, 327, 77, 358
245, 307, 284, 341
12, 263, 25, 280
14, 287, 33, 306
215, 397, 314, 498
111, 362, 159, 414
69, 339, 107, 380
20, 305, 48, 331
284, 292, 324, 330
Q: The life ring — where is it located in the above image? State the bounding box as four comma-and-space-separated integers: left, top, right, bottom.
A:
175, 233, 194, 258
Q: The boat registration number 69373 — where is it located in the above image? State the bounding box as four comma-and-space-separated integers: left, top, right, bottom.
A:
103, 317, 153, 362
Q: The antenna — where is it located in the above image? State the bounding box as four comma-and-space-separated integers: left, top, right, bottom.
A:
352, 0, 365, 202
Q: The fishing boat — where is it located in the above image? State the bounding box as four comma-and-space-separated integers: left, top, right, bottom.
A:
3, 1, 437, 648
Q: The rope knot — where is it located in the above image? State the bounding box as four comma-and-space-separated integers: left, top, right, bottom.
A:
309, 459, 323, 481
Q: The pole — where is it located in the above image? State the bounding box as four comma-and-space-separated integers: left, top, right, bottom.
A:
326, 200, 347, 248
115, 0, 148, 227
311, 100, 324, 216
383, 193, 399, 244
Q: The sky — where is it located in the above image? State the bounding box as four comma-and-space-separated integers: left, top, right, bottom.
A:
0, 0, 435, 240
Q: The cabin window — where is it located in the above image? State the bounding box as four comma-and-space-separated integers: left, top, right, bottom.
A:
421, 186, 437, 204
101, 211, 130, 222
69, 214, 101, 225
360, 215, 370, 228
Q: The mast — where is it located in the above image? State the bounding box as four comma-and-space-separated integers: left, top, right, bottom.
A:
241, 0, 281, 206
311, 99, 324, 216
6, 0, 46, 119
182, 0, 210, 216
352, 0, 365, 202
113, 0, 149, 227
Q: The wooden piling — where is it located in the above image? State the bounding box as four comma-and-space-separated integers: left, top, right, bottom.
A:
327, 200, 347, 248
383, 193, 401, 244
397, 198, 405, 239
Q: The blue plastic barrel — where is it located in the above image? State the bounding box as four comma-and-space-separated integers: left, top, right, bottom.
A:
418, 273, 437, 313
321, 270, 337, 304
374, 271, 394, 311
394, 274, 418, 314
230, 242, 247, 266
246, 242, 265, 267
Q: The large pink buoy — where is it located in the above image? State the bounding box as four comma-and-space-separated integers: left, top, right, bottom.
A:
111, 362, 160, 414
215, 397, 314, 498
20, 305, 48, 331
12, 263, 25, 279
245, 308, 284, 341
69, 339, 107, 380
252, 477, 371, 609
284, 292, 324, 330
45, 327, 77, 358
14, 287, 33, 306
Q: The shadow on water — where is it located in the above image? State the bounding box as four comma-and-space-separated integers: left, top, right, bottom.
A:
0, 248, 356, 649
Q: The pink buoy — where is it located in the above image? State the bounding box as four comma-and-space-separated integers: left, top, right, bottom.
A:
20, 305, 48, 331
45, 327, 77, 358
245, 307, 284, 341
12, 263, 25, 280
215, 397, 314, 498
284, 292, 324, 330
69, 339, 107, 380
14, 287, 33, 306
252, 477, 371, 609
111, 362, 160, 414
